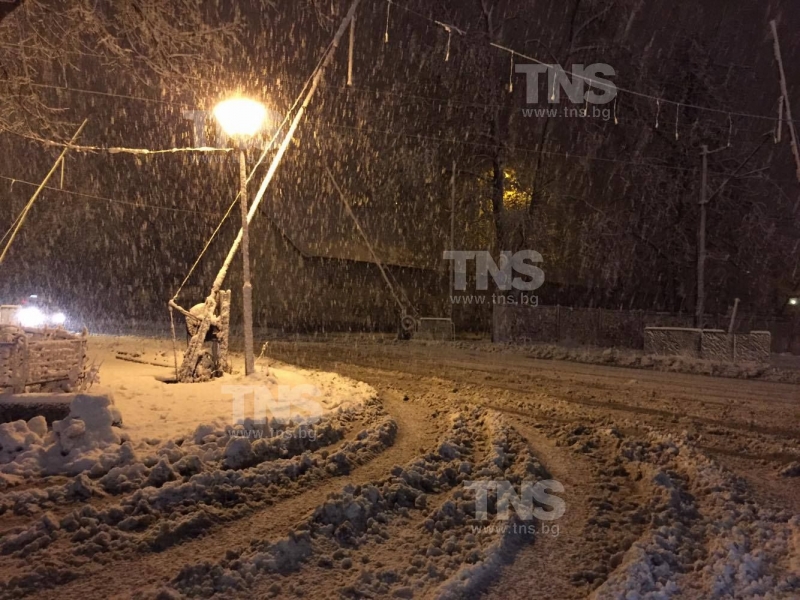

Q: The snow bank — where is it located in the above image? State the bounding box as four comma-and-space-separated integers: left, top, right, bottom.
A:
453, 340, 800, 383
0, 394, 130, 478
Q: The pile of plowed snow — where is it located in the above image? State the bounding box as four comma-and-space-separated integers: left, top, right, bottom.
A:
0, 395, 125, 479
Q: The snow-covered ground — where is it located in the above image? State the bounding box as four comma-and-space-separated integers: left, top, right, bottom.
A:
92, 336, 375, 442
0, 335, 375, 482
0, 335, 797, 599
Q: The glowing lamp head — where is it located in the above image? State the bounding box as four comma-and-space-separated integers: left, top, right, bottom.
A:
790, 298, 799, 306
213, 97, 267, 138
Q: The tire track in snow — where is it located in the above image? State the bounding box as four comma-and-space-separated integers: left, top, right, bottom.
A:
30, 392, 435, 600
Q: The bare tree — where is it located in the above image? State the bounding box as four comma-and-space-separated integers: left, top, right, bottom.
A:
0, 0, 237, 138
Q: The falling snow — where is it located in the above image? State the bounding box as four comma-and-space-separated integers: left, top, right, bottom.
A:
1, 0, 799, 598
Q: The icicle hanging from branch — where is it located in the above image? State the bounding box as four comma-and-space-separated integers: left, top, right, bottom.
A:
584, 77, 592, 115
674, 104, 680, 140
584, 87, 590, 116
508, 51, 515, 93
384, 0, 391, 43
613, 96, 619, 124
433, 20, 463, 61
347, 13, 356, 86
655, 99, 660, 129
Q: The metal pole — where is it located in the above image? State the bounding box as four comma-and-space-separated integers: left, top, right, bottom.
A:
728, 297, 740, 335
696, 145, 708, 329
174, 0, 361, 382
450, 160, 456, 319
239, 145, 255, 375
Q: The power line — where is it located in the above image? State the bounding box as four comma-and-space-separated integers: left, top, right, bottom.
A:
8, 127, 230, 154
387, 0, 799, 126
0, 174, 221, 216
7, 27, 792, 183
314, 119, 784, 180
27, 81, 197, 108
13, 6, 797, 130
275, 75, 774, 138
26, 75, 760, 142
25, 73, 775, 139
17, 76, 775, 155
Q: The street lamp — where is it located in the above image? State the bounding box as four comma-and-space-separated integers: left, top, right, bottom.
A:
214, 97, 266, 376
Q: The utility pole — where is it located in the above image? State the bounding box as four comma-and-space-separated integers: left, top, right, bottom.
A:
692, 136, 765, 332
696, 145, 709, 329
770, 20, 800, 183
450, 160, 456, 319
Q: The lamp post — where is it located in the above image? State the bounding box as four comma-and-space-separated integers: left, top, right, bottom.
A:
213, 97, 266, 376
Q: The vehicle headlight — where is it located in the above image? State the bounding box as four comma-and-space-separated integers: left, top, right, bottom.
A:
17, 306, 46, 328
50, 312, 67, 325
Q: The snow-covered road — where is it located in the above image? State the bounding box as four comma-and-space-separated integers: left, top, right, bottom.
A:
0, 335, 797, 599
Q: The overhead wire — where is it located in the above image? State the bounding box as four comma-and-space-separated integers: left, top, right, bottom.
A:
311, 119, 789, 180
387, 0, 800, 125
0, 173, 222, 216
